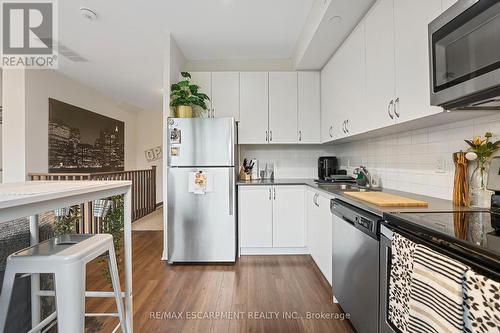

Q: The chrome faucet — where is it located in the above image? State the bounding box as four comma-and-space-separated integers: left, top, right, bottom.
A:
353, 166, 372, 187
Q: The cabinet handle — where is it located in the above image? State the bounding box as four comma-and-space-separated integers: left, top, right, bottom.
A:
394, 98, 400, 118
388, 100, 394, 119
269, 188, 272, 200
266, 131, 268, 142
329, 125, 333, 138
298, 130, 302, 141
212, 108, 215, 118
346, 119, 350, 133
274, 188, 276, 200
313, 193, 320, 207
342, 121, 346, 133
270, 131, 273, 142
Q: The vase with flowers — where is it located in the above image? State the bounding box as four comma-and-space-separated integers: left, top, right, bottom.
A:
465, 132, 500, 207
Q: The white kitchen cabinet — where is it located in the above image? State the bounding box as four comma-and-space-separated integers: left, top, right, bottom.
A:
239, 72, 269, 144
326, 22, 365, 140
189, 72, 212, 109
365, 0, 397, 130
306, 190, 332, 285
316, 194, 333, 285
211, 72, 240, 120
394, 0, 443, 123
239, 186, 273, 248
239, 185, 306, 251
320, 59, 336, 142
273, 186, 305, 247
339, 23, 366, 137
298, 72, 321, 143
268, 72, 298, 144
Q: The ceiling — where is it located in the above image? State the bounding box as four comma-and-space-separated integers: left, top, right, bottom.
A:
57, 0, 315, 111
295, 0, 376, 70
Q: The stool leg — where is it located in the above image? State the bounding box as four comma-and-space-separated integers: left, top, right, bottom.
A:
108, 245, 127, 333
0, 269, 16, 332
54, 264, 86, 333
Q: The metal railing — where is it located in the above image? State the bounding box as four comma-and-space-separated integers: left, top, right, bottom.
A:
28, 166, 157, 229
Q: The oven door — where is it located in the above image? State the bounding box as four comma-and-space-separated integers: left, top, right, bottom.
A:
429, 0, 500, 109
379, 225, 398, 333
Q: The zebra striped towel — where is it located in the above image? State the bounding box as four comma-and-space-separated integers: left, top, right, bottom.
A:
408, 244, 469, 333
389, 233, 417, 332
463, 269, 500, 333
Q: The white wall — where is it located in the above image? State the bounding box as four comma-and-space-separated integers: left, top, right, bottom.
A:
24, 70, 139, 174
162, 34, 187, 259
135, 108, 163, 203
2, 69, 27, 182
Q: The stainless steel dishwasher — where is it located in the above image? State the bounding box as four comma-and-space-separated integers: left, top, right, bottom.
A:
331, 198, 381, 333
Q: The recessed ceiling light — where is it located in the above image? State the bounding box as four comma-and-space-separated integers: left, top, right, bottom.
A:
328, 16, 342, 24
80, 7, 98, 21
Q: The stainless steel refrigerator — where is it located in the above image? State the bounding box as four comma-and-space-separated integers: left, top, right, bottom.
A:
166, 117, 237, 263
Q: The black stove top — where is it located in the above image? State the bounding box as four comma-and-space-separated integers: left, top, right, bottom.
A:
384, 210, 500, 277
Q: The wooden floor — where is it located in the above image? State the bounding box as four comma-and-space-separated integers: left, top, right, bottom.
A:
85, 231, 354, 333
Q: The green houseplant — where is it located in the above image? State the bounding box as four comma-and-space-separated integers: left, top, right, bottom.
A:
170, 72, 210, 118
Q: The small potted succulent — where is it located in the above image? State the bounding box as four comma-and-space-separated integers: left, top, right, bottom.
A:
170, 72, 210, 118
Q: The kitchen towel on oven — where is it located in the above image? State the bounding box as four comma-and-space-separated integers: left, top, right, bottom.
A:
388, 233, 417, 333
463, 269, 500, 333
408, 244, 468, 333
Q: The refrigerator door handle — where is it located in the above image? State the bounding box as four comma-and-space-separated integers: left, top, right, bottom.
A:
229, 170, 234, 216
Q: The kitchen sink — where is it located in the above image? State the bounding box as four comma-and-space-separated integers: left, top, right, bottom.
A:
317, 183, 382, 193
318, 183, 367, 192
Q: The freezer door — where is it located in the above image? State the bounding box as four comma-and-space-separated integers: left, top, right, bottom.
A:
167, 167, 236, 262
167, 117, 235, 167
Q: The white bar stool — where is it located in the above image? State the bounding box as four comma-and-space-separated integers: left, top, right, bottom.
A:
0, 234, 127, 333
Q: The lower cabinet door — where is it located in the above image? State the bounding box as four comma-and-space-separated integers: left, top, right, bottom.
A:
317, 195, 333, 285
306, 190, 319, 261
272, 186, 305, 247
239, 186, 273, 247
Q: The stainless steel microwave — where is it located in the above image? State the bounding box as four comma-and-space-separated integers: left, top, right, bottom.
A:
429, 0, 500, 110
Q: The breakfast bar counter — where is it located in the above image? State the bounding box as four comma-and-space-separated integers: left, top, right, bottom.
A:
0, 181, 133, 333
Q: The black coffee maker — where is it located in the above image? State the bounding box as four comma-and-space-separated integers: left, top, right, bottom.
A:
318, 157, 338, 181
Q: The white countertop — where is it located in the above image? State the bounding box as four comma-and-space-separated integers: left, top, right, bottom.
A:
0, 180, 131, 210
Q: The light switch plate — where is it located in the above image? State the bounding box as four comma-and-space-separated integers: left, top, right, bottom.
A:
436, 158, 446, 173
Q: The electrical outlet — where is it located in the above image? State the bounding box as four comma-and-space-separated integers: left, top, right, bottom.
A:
436, 158, 446, 173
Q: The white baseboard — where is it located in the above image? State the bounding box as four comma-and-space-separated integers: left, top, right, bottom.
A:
240, 247, 309, 255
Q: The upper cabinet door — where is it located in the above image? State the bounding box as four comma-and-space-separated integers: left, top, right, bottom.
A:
189, 72, 212, 114
365, 0, 396, 131
338, 23, 366, 137
298, 72, 320, 144
268, 72, 298, 144
211, 72, 240, 120
320, 59, 336, 143
394, 0, 442, 123
239, 72, 269, 144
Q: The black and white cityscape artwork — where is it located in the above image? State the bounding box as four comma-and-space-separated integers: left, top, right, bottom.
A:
48, 98, 125, 173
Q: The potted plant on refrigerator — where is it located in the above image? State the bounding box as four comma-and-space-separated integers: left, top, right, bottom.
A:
170, 72, 210, 118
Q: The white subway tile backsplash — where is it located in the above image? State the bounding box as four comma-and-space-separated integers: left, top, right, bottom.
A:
239, 115, 500, 200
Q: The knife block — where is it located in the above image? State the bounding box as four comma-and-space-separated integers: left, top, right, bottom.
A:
239, 168, 251, 181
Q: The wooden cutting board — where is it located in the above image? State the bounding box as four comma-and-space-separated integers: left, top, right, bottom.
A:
344, 191, 428, 207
